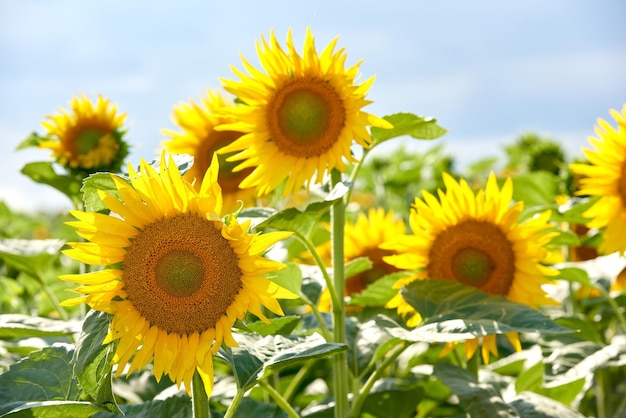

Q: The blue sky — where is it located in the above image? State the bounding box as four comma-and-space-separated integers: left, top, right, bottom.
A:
1, 0, 625, 212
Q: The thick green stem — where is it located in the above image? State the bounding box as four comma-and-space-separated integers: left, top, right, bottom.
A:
223, 389, 244, 418
350, 342, 409, 418
259, 380, 300, 418
191, 370, 211, 418
330, 169, 349, 418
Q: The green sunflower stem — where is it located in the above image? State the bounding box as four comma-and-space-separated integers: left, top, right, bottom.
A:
223, 389, 244, 418
330, 169, 350, 418
191, 370, 211, 418
259, 380, 300, 418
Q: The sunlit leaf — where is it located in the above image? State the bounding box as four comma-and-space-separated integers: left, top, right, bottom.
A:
433, 363, 519, 417
370, 113, 447, 144
344, 257, 372, 280
0, 401, 107, 417
232, 398, 290, 418
256, 183, 348, 239
349, 272, 410, 307
20, 162, 82, 207
0, 314, 79, 339
81, 173, 119, 213
511, 171, 559, 208
266, 261, 303, 297
0, 344, 79, 407
245, 316, 301, 336
217, 333, 346, 391
514, 360, 544, 393
510, 391, 585, 418
0, 239, 65, 281
401, 280, 571, 337
72, 310, 119, 413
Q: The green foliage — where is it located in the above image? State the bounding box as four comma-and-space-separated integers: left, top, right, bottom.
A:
20, 162, 83, 208
370, 113, 447, 144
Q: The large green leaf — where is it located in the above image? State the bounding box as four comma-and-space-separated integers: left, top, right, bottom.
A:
433, 362, 520, 417
245, 316, 301, 336
232, 397, 290, 418
360, 378, 422, 418
256, 182, 348, 240
370, 113, 447, 144
266, 261, 303, 297
71, 310, 119, 413
92, 396, 193, 418
510, 392, 585, 418
0, 239, 65, 281
401, 280, 571, 337
511, 171, 559, 208
347, 316, 407, 376
0, 344, 79, 408
20, 162, 82, 207
0, 401, 107, 418
80, 172, 119, 213
217, 333, 346, 391
349, 272, 410, 307
0, 314, 79, 339
344, 257, 373, 280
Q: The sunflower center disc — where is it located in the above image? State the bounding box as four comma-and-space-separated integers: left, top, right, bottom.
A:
156, 250, 205, 297
451, 247, 493, 286
76, 128, 104, 155
279, 90, 329, 144
123, 214, 243, 334
270, 78, 346, 157
428, 220, 516, 295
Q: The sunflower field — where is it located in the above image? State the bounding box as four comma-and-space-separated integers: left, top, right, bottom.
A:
1, 28, 626, 418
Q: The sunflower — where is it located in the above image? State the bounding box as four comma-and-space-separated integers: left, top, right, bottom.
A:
59, 152, 296, 396
39, 94, 128, 172
217, 28, 391, 196
570, 105, 626, 254
382, 173, 558, 363
162, 89, 257, 212
315, 208, 406, 312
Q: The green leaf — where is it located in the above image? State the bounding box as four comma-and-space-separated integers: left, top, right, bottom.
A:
510, 392, 585, 418
555, 267, 592, 287
349, 272, 409, 307
515, 360, 544, 393
0, 239, 65, 281
80, 172, 120, 213
0, 344, 79, 406
245, 316, 301, 336
401, 280, 571, 337
217, 333, 347, 391
433, 362, 520, 417
511, 171, 559, 208
92, 396, 193, 418
232, 398, 290, 418
239, 207, 279, 229
72, 310, 120, 413
15, 132, 50, 150
361, 378, 422, 418
148, 153, 195, 176
537, 378, 585, 407
347, 316, 405, 376
1, 401, 107, 418
344, 257, 373, 280
256, 183, 348, 239
20, 162, 82, 207
0, 314, 79, 339
370, 113, 447, 144
266, 261, 303, 297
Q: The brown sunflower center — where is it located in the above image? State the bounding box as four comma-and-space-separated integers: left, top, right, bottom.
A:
268, 78, 346, 158
346, 247, 398, 295
123, 214, 242, 334
427, 220, 515, 295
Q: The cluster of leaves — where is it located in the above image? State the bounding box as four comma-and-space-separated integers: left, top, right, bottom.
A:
1, 115, 626, 417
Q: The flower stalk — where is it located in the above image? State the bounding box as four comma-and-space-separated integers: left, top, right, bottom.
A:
191, 370, 211, 418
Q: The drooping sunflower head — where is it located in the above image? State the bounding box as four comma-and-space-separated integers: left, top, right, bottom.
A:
316, 208, 406, 312
382, 172, 559, 362
162, 89, 257, 212
217, 27, 392, 196
39, 93, 129, 172
59, 152, 296, 396
570, 105, 626, 255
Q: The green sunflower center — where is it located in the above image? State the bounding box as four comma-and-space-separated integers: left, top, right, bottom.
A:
451, 247, 494, 286
76, 128, 104, 155
428, 220, 516, 295
269, 78, 346, 158
156, 250, 204, 297
278, 90, 329, 144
